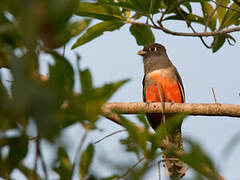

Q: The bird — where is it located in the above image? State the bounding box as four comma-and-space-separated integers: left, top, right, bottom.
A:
138, 43, 187, 179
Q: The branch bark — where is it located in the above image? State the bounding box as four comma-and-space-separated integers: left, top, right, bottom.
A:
129, 21, 240, 37
102, 102, 240, 117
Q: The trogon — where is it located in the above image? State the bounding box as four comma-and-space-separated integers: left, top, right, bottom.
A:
138, 43, 187, 179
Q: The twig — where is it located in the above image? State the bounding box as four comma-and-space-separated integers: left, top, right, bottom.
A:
73, 127, 89, 179
210, 0, 240, 12
158, 161, 161, 180
34, 137, 48, 180
211, 88, 218, 103
176, 7, 213, 49
34, 138, 39, 180
116, 157, 145, 180
94, 129, 126, 144
39, 141, 48, 179
63, 45, 66, 57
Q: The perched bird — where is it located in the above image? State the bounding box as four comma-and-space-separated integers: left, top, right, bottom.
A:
138, 43, 187, 179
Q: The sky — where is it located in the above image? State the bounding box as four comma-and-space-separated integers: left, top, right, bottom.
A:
8, 16, 240, 180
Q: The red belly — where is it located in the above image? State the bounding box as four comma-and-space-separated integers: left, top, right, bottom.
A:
145, 74, 183, 103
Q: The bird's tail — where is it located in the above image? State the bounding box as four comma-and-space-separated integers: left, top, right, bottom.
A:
162, 126, 188, 179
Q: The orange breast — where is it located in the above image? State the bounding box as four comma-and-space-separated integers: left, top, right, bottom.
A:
145, 73, 182, 103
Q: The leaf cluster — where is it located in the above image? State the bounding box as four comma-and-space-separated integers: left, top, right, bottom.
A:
71, 0, 240, 52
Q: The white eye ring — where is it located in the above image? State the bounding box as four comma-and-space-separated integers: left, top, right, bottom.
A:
149, 47, 158, 52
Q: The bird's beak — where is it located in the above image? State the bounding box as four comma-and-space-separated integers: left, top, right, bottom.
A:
137, 50, 147, 56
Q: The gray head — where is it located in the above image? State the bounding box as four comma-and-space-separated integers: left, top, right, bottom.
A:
137, 43, 173, 73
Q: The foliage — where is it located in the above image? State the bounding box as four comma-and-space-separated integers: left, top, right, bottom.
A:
0, 0, 238, 179
71, 0, 240, 52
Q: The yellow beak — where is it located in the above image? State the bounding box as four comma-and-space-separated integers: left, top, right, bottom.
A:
137, 50, 147, 56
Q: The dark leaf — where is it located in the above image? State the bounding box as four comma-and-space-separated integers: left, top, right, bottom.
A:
152, 113, 187, 149
80, 69, 93, 94
212, 35, 226, 53
49, 51, 75, 99
54, 147, 73, 180
163, 13, 205, 26
1, 135, 28, 175
80, 144, 95, 179
72, 21, 124, 49
129, 24, 155, 46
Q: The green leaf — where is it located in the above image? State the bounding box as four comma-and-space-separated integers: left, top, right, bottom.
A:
72, 21, 124, 49
0, 46, 11, 68
67, 19, 91, 37
80, 69, 93, 94
152, 113, 187, 149
120, 116, 146, 155
49, 52, 75, 97
180, 139, 218, 179
98, 0, 161, 15
212, 35, 226, 53
80, 144, 95, 179
220, 2, 240, 29
216, 0, 230, 25
54, 147, 73, 180
0, 135, 29, 176
201, 2, 217, 31
129, 24, 155, 46
76, 2, 125, 21
163, 13, 205, 26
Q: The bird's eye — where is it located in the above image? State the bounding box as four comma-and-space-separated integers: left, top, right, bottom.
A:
149, 47, 158, 52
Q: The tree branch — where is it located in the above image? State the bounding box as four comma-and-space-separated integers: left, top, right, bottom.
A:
129, 21, 240, 37
102, 102, 240, 117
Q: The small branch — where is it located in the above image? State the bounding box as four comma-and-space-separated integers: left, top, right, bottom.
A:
34, 138, 39, 180
116, 157, 145, 180
176, 7, 213, 48
211, 88, 218, 103
128, 21, 240, 37
73, 127, 89, 179
102, 102, 240, 117
210, 0, 240, 12
39, 141, 48, 180
94, 129, 126, 144
34, 137, 48, 180
158, 161, 161, 180
63, 45, 66, 57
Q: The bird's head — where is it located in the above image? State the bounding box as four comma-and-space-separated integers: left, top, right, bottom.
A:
137, 43, 166, 57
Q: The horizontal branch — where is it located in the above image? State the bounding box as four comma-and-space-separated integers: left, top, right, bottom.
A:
129, 21, 240, 37
102, 102, 240, 117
